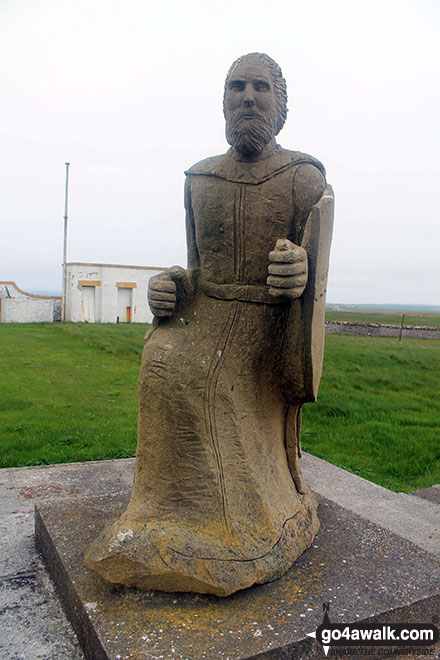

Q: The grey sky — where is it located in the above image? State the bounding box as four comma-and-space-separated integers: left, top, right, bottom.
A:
2, 0, 439, 304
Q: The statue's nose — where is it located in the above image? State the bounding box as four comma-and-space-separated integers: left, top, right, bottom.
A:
243, 86, 255, 106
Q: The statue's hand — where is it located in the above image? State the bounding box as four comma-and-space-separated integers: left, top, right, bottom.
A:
148, 273, 177, 318
267, 239, 308, 300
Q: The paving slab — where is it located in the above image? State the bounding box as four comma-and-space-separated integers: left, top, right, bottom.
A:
301, 453, 440, 557
0, 512, 36, 577
412, 485, 440, 505
35, 490, 440, 660
0, 464, 88, 660
0, 569, 84, 660
0, 469, 24, 515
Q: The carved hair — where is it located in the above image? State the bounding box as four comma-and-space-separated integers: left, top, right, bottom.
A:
224, 53, 288, 135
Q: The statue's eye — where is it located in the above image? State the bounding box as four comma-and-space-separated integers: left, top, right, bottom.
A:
229, 81, 245, 91
254, 81, 270, 92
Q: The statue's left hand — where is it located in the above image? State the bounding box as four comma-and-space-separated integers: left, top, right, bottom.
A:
267, 239, 308, 300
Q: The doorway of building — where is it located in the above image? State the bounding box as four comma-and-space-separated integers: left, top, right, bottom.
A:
117, 287, 132, 323
81, 286, 95, 323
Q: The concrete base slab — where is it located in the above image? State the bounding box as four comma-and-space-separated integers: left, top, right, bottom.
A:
36, 491, 440, 660
10, 457, 135, 503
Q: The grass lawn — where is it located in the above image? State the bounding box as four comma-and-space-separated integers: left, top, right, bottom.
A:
1, 323, 439, 493
1, 323, 146, 467
302, 334, 440, 492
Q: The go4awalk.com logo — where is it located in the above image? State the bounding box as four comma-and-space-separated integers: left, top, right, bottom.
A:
306, 603, 440, 657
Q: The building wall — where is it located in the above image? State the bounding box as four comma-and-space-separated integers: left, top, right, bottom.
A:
0, 282, 61, 323
65, 263, 166, 324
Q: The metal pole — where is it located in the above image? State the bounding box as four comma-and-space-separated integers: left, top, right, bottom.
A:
61, 162, 70, 322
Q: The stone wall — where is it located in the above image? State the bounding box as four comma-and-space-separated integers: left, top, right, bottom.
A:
0, 282, 61, 323
325, 320, 440, 339
1, 298, 56, 323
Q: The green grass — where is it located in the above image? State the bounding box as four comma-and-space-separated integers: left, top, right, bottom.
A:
302, 334, 440, 492
325, 310, 440, 327
0, 323, 148, 467
1, 324, 439, 493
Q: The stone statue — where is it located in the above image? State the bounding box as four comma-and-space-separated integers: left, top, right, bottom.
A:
85, 53, 334, 597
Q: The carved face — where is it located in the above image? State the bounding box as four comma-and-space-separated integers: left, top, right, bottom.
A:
224, 63, 278, 156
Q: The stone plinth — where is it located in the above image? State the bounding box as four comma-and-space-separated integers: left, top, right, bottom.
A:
35, 491, 440, 660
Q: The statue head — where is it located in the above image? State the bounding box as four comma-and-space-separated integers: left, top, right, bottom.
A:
223, 53, 288, 157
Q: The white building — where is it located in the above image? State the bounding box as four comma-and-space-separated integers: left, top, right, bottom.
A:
64, 262, 166, 324
0, 281, 61, 323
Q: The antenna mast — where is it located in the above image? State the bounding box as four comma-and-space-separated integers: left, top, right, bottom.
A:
61, 162, 70, 322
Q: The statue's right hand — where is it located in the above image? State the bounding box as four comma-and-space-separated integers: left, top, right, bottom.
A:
148, 273, 177, 318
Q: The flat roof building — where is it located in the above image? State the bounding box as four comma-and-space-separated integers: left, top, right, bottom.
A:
64, 262, 166, 324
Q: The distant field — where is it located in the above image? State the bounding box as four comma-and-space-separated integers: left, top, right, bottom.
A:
1, 323, 439, 493
325, 310, 440, 327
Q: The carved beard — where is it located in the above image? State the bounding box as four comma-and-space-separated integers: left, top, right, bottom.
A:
225, 108, 278, 156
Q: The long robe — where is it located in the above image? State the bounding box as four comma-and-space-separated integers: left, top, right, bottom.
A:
85, 147, 333, 596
